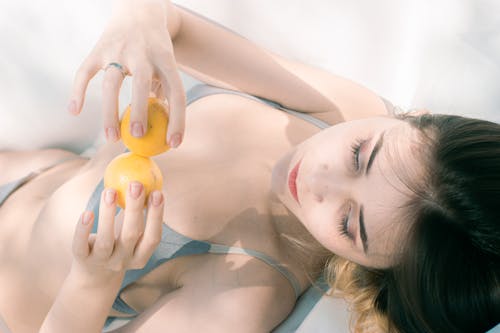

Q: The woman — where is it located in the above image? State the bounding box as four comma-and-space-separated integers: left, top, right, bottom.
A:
0, 1, 498, 332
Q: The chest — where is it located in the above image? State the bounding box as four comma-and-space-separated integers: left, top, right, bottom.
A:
153, 94, 323, 239
0, 93, 325, 330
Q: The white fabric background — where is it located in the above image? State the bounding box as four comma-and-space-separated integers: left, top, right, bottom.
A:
1, 0, 499, 153
0, 1, 499, 331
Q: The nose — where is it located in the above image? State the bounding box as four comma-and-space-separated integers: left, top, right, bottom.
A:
304, 163, 350, 202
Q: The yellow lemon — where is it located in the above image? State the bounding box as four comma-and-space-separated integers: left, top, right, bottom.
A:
104, 152, 163, 208
121, 97, 170, 157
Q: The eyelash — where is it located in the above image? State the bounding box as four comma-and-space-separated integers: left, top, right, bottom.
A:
338, 203, 354, 240
350, 138, 365, 171
338, 138, 365, 240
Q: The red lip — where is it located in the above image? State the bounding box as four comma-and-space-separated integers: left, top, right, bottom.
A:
288, 159, 302, 204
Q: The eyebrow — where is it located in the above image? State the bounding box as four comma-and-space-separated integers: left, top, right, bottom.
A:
359, 205, 368, 254
358, 131, 386, 254
366, 131, 385, 176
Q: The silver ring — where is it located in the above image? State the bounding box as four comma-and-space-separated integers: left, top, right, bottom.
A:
105, 62, 129, 77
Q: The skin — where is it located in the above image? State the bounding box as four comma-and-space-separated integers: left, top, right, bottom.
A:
272, 116, 424, 268
1, 100, 412, 333
1, 1, 431, 331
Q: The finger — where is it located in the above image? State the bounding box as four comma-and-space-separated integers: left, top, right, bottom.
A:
69, 58, 100, 115
93, 188, 118, 260
151, 78, 166, 100
159, 67, 186, 148
72, 211, 94, 260
118, 182, 146, 257
132, 191, 164, 267
130, 65, 153, 138
102, 66, 125, 142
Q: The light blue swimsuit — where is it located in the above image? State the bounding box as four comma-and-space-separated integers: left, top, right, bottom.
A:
99, 84, 333, 331
0, 84, 328, 332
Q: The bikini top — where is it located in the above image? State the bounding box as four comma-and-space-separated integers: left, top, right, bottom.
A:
0, 84, 334, 332
96, 84, 332, 319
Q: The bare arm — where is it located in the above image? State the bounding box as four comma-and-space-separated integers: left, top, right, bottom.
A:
38, 269, 124, 333
39, 177, 164, 332
71, 0, 387, 150
169, 2, 338, 114
169, 2, 388, 120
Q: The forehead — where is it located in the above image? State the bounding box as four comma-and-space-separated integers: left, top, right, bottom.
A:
358, 120, 426, 263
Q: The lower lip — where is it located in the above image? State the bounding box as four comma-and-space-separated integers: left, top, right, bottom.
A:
288, 159, 302, 204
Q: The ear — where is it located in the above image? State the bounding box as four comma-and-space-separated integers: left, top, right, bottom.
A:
407, 108, 431, 117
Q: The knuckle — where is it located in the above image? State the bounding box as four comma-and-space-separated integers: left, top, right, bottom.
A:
102, 77, 118, 90
109, 257, 127, 272
76, 65, 92, 80
72, 248, 86, 259
130, 258, 147, 270
133, 68, 152, 81
103, 119, 117, 130
121, 231, 140, 244
149, 233, 162, 246
134, 76, 151, 87
94, 240, 114, 253
142, 237, 161, 254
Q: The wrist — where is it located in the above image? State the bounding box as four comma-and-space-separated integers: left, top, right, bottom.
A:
69, 263, 125, 290
110, 0, 181, 39
165, 1, 182, 40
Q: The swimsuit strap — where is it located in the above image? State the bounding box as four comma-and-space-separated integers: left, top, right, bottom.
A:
186, 84, 331, 129
209, 243, 302, 298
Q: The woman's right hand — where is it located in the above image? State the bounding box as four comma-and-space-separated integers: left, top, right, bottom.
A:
71, 182, 164, 282
39, 182, 164, 333
68, 0, 186, 148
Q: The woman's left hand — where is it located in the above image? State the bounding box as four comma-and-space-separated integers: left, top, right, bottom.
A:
70, 182, 164, 283
68, 0, 186, 148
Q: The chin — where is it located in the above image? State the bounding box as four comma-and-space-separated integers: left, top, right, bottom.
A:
270, 149, 293, 197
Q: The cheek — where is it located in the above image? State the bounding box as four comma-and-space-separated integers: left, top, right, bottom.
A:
301, 207, 365, 262
301, 208, 342, 251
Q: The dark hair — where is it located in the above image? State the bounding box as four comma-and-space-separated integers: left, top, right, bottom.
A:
372, 114, 500, 333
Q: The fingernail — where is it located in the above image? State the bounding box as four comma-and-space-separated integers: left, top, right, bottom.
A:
129, 182, 143, 199
106, 127, 119, 142
67, 100, 77, 115
82, 211, 93, 225
105, 188, 116, 205
131, 122, 144, 137
169, 133, 182, 148
151, 191, 163, 206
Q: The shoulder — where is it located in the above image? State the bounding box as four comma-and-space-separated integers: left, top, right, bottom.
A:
264, 50, 392, 123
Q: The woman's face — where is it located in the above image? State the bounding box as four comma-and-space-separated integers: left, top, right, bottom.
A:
271, 116, 424, 268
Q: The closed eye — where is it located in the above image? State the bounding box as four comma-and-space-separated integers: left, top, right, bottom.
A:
338, 202, 353, 240
350, 138, 366, 171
